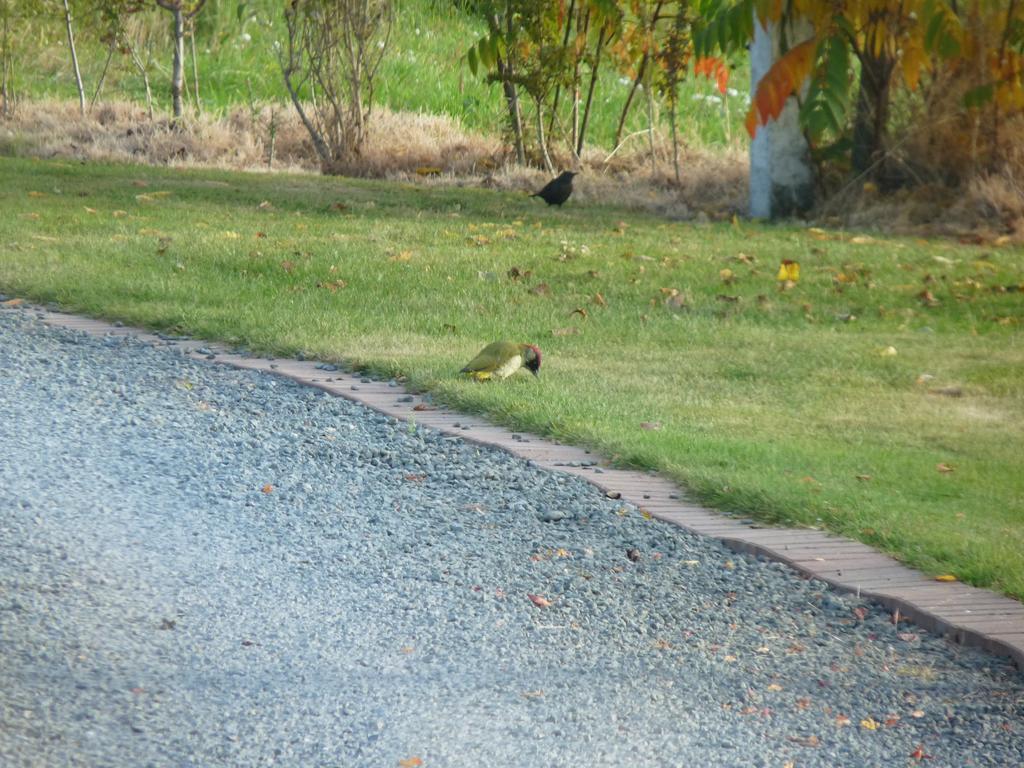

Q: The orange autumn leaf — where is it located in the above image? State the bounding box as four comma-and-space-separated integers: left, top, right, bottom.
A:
935, 574, 958, 582
398, 758, 423, 768
694, 56, 730, 94
527, 593, 552, 608
747, 39, 817, 138
261, 484, 274, 494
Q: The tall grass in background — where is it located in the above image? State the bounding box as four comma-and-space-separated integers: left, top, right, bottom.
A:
6, 0, 749, 153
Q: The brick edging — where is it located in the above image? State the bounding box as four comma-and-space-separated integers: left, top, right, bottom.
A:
12, 304, 1024, 671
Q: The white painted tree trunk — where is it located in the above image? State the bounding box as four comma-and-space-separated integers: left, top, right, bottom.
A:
749, 17, 814, 219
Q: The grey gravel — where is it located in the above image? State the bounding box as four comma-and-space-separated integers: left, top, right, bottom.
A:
1, 307, 1022, 768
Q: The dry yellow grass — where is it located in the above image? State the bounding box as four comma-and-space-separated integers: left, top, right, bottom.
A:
0, 99, 748, 220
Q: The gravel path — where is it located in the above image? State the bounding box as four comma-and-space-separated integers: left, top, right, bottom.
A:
1, 306, 1022, 768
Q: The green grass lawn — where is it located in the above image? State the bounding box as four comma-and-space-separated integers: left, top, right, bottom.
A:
2, 156, 1023, 599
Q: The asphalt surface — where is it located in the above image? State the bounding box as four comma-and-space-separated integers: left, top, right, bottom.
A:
1, 306, 1022, 768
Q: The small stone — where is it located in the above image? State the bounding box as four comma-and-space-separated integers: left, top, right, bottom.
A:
537, 509, 567, 523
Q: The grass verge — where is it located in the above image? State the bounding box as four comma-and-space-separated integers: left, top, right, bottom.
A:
2, 156, 1023, 599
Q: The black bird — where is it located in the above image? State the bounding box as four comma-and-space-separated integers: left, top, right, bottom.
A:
531, 171, 578, 207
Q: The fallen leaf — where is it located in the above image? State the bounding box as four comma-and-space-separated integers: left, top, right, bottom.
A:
911, 710, 925, 718
720, 268, 736, 284
934, 574, 958, 582
898, 632, 919, 642
398, 758, 423, 768
605, 491, 621, 499
722, 654, 737, 663
412, 403, 435, 411
853, 607, 868, 621
879, 346, 898, 357
389, 250, 413, 262
570, 307, 589, 319
317, 280, 347, 292
527, 593, 552, 608
112, 210, 128, 218
626, 548, 641, 562
936, 463, 955, 474
404, 474, 426, 483
767, 683, 783, 692
530, 283, 550, 296
2, 298, 24, 307
592, 292, 607, 307
850, 235, 874, 244
664, 293, 689, 311
835, 714, 851, 727
910, 745, 933, 760
261, 484, 274, 494
776, 259, 800, 282
27, 191, 45, 198
640, 421, 662, 431
885, 715, 901, 727
84, 206, 97, 214
861, 717, 879, 730
507, 266, 532, 281
787, 734, 820, 747
856, 474, 872, 481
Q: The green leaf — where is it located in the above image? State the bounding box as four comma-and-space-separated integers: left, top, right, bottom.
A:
478, 38, 493, 70
467, 45, 478, 77
963, 83, 995, 109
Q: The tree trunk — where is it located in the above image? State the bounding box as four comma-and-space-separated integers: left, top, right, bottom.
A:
535, 97, 554, 173
1, 8, 12, 117
749, 15, 814, 218
614, 52, 647, 149
576, 23, 606, 157
644, 59, 656, 176
490, 11, 525, 165
62, 0, 85, 117
546, 0, 575, 139
170, 7, 185, 120
128, 41, 154, 120
189, 21, 200, 110
90, 41, 116, 111
851, 50, 894, 176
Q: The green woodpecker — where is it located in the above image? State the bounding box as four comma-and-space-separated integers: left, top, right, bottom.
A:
460, 341, 542, 381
